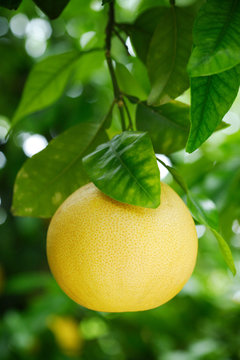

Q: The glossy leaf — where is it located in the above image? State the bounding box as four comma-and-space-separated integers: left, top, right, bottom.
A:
0, 0, 21, 9
115, 62, 147, 100
136, 101, 189, 155
33, 0, 70, 19
187, 65, 240, 153
188, 0, 240, 77
83, 131, 161, 208
147, 5, 195, 105
12, 108, 112, 218
136, 101, 228, 155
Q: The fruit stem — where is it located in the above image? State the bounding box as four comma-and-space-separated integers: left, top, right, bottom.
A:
105, 0, 126, 131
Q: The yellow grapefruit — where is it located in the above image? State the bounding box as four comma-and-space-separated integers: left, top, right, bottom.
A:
47, 182, 198, 312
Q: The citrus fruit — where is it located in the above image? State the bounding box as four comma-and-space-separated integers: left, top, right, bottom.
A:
47, 182, 198, 312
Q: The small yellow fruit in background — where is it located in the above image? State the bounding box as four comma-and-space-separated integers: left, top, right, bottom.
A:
47, 182, 198, 312
48, 316, 82, 355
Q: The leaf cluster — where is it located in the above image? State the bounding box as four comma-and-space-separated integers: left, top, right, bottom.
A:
4, 0, 239, 273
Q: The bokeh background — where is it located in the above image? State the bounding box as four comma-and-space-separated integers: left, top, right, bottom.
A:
1, 0, 240, 359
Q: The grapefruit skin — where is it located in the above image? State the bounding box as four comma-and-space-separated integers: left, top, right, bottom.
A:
47, 182, 198, 312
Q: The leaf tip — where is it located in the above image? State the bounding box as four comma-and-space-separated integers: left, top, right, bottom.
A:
186, 140, 197, 154
151, 198, 161, 209
147, 90, 159, 107
230, 263, 237, 276
232, 268, 237, 276
150, 187, 161, 209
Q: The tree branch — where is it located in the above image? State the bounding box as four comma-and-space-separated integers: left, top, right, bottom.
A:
105, 0, 126, 131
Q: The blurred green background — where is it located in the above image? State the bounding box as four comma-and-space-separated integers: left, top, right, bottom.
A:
1, 0, 240, 359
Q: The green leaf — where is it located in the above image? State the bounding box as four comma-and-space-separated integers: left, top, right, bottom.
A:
12, 107, 112, 218
211, 229, 236, 276
11, 51, 80, 127
83, 131, 160, 209
157, 158, 236, 274
71, 51, 105, 84
187, 192, 236, 275
156, 157, 188, 193
186, 65, 240, 153
0, 0, 21, 9
115, 62, 147, 100
136, 101, 190, 155
188, 0, 240, 77
127, 7, 166, 63
187, 192, 219, 230
33, 0, 70, 19
11, 50, 102, 128
147, 5, 195, 105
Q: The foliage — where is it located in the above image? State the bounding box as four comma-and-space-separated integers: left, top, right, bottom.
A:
146, 5, 195, 105
187, 0, 240, 76
12, 118, 109, 217
186, 66, 240, 152
83, 131, 160, 208
12, 51, 85, 127
1, 0, 240, 358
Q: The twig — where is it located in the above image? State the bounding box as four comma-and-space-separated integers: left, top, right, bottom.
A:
105, 1, 126, 131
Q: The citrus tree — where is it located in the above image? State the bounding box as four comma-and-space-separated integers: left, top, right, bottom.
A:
1, 0, 239, 307
2, 0, 240, 358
